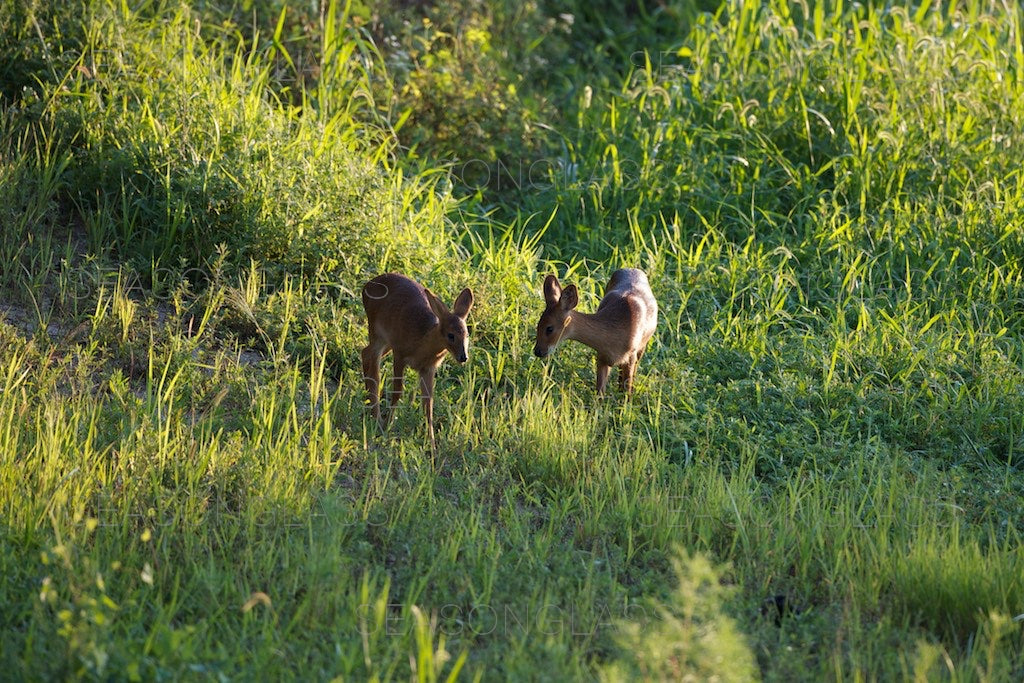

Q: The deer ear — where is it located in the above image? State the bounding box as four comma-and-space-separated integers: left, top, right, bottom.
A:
452, 288, 473, 318
543, 274, 561, 304
424, 287, 449, 319
560, 284, 579, 311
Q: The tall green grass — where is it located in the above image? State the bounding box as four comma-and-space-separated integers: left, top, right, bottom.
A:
1, 0, 1024, 680
4, 0, 458, 286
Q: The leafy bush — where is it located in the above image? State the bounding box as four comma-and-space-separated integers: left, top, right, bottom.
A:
602, 551, 758, 682
7, 2, 458, 285
368, 0, 559, 183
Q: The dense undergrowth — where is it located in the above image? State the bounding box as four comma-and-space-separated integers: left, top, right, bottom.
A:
2, 0, 1023, 680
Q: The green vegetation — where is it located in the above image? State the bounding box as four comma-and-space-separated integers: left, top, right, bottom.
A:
2, 0, 1023, 679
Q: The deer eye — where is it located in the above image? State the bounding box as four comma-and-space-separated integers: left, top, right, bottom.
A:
447, 333, 455, 341
545, 326, 554, 336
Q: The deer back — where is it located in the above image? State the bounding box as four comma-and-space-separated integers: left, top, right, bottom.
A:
363, 274, 442, 359
597, 269, 658, 342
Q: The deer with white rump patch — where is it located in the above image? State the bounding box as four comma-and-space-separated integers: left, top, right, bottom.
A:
533, 269, 657, 394
361, 273, 473, 450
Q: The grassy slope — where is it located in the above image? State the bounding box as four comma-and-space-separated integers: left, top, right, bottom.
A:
1, 0, 1023, 680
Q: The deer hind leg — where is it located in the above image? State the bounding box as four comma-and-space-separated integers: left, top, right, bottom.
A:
620, 361, 637, 394
624, 342, 651, 395
596, 360, 612, 395
388, 358, 407, 424
419, 366, 438, 451
361, 341, 388, 425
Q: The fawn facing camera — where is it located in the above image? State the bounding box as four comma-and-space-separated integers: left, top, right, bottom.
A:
360, 273, 473, 451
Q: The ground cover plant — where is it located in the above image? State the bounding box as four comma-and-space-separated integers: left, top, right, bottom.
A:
1, 0, 1023, 679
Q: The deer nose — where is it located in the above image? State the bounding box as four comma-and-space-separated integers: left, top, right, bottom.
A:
533, 346, 547, 358
457, 352, 468, 363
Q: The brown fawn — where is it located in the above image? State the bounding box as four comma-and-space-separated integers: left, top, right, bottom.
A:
361, 273, 473, 450
533, 269, 657, 394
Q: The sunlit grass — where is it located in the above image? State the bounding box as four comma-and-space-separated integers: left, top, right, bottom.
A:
1, 0, 1023, 680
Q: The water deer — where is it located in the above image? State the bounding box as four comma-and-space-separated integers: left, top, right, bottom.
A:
361, 273, 473, 450
533, 269, 657, 394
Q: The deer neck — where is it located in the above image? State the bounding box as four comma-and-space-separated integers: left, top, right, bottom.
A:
565, 311, 608, 351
